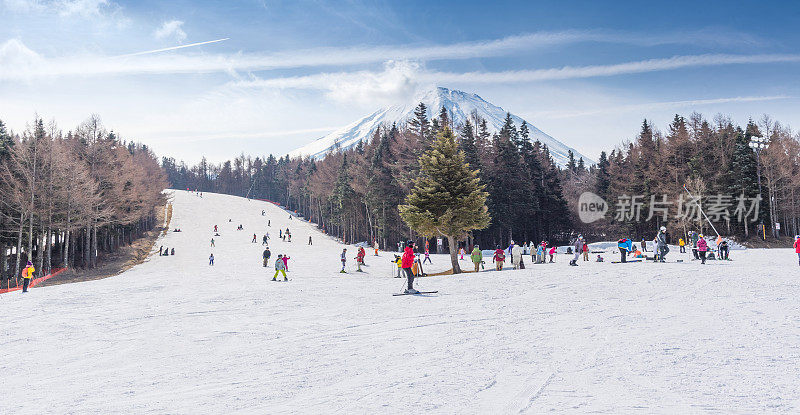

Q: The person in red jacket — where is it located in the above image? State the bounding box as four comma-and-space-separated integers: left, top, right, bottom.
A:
401, 241, 418, 294
794, 235, 800, 266
493, 245, 505, 271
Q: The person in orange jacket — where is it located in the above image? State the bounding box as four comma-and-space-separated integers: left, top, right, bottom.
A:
21, 260, 35, 293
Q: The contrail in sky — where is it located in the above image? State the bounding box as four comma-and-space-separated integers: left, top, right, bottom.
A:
115, 38, 230, 57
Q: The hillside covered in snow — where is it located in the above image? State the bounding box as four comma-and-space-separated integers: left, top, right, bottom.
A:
3, 190, 800, 413
289, 87, 593, 168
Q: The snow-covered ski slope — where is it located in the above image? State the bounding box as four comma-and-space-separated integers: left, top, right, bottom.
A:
3, 190, 800, 414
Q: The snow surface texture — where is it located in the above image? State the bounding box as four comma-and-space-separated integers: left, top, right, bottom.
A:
289, 86, 593, 168
3, 190, 800, 414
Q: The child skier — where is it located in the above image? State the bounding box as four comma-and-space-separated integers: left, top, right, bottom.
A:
273, 255, 288, 281
493, 245, 505, 271
423, 248, 431, 264
340, 249, 347, 273
459, 247, 465, 260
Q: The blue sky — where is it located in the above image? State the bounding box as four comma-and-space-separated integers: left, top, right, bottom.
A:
1, 0, 799, 163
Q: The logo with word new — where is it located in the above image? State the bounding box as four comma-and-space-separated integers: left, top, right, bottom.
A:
578, 192, 608, 223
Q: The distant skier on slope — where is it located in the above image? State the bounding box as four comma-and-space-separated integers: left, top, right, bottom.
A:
569, 236, 583, 266
21, 261, 35, 292
252, 234, 257, 243
209, 254, 214, 266
690, 231, 699, 260
401, 241, 418, 294
340, 248, 347, 273
656, 226, 669, 262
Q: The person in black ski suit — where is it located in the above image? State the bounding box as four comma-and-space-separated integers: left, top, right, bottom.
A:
263, 247, 271, 267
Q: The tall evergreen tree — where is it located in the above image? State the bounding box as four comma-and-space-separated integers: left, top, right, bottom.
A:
399, 128, 490, 273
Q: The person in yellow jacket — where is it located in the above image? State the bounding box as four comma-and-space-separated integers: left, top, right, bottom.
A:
393, 255, 403, 278
678, 238, 686, 253
21, 260, 35, 293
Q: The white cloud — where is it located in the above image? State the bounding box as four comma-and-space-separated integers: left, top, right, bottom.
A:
154, 20, 187, 43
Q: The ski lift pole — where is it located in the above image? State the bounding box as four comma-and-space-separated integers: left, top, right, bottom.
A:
682, 184, 720, 238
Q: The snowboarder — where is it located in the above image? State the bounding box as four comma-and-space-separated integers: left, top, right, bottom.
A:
263, 247, 271, 267
21, 261, 35, 292
617, 238, 632, 263
401, 241, 418, 294
340, 249, 347, 273
656, 226, 669, 262
569, 236, 583, 266
697, 234, 709, 264
795, 235, 800, 266
273, 255, 288, 281
493, 245, 505, 271
209, 254, 214, 266
470, 245, 482, 272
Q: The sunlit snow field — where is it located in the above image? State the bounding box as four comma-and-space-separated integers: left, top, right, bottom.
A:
3, 190, 799, 414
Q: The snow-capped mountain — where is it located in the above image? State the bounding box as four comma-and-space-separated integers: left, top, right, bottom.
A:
289, 87, 593, 168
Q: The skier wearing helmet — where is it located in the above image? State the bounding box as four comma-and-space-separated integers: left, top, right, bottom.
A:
401, 241, 418, 294
697, 234, 709, 264
656, 226, 669, 262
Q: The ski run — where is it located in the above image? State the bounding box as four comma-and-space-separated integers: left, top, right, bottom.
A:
3, 190, 800, 413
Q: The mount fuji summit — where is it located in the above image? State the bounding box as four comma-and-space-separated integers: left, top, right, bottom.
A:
289, 87, 593, 168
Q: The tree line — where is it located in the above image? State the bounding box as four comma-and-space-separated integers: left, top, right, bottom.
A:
162, 104, 573, 251
0, 115, 167, 280
566, 113, 800, 241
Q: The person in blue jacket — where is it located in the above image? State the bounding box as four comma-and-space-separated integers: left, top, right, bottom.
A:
617, 238, 633, 263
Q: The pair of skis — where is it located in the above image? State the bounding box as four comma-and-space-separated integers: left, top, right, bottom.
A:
392, 290, 438, 296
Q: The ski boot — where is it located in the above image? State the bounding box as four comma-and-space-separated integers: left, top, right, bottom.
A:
271, 277, 277, 281
404, 288, 419, 294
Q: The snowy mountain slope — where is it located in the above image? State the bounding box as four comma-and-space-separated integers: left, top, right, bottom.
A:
3, 190, 800, 413
289, 87, 593, 168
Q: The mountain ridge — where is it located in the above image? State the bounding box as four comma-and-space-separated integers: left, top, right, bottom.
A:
289, 87, 593, 168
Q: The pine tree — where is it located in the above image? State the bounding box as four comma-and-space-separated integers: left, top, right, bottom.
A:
399, 128, 490, 273
408, 103, 430, 146
459, 119, 480, 170
566, 150, 577, 173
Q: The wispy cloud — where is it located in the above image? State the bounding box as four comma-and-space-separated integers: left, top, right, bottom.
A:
530, 96, 794, 119
153, 20, 187, 43
0, 29, 777, 81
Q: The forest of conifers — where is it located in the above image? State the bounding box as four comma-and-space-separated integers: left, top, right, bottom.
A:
163, 106, 800, 249
0, 116, 167, 279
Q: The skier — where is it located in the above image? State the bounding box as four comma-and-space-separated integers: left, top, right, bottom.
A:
308, 236, 313, 245
423, 248, 431, 264
159, 245, 163, 255
470, 245, 482, 272
356, 248, 365, 272
171, 248, 175, 256
273, 255, 288, 281
268, 220, 270, 227
507, 240, 515, 264
262, 234, 268, 245
697, 234, 709, 264
263, 247, 271, 267
21, 260, 35, 293
582, 241, 589, 261
535, 244, 544, 264
718, 239, 730, 260
691, 231, 700, 260
288, 232, 292, 243
641, 237, 648, 252
209, 254, 214, 266
261, 210, 265, 216
210, 238, 215, 247
252, 234, 257, 243
656, 226, 669, 262
340, 248, 347, 273
617, 238, 632, 263
214, 225, 218, 232
401, 241, 418, 294
373, 240, 379, 256
282, 255, 290, 272
569, 235, 583, 266
279, 229, 282, 239
548, 246, 556, 263
678, 237, 686, 253
493, 245, 505, 271
794, 235, 800, 266
393, 255, 403, 278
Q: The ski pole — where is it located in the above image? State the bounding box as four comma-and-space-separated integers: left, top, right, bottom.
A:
683, 184, 721, 238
